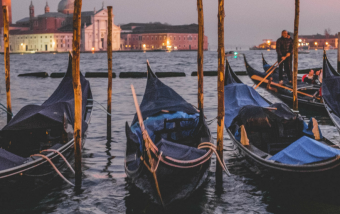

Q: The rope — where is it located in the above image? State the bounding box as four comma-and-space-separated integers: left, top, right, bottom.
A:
206, 116, 218, 125
41, 149, 75, 174
0, 103, 13, 116
31, 154, 75, 186
87, 99, 111, 116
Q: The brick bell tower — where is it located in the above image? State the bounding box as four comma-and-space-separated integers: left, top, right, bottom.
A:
0, 0, 12, 27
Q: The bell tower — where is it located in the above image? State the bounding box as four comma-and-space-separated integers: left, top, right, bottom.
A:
45, 1, 50, 14
29, 1, 34, 30
0, 0, 12, 27
29, 1, 34, 18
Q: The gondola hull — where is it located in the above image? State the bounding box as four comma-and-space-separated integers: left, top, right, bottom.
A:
0, 103, 92, 195
125, 155, 211, 206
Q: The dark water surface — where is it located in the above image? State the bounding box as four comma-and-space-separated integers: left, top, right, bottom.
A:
0, 50, 340, 214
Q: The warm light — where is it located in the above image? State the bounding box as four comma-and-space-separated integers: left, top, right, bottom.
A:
306, 43, 309, 45
298, 44, 300, 46
315, 42, 318, 45
267, 40, 271, 44
52, 41, 55, 45
21, 43, 23, 46
298, 39, 302, 42
326, 42, 329, 45
167, 40, 170, 45
92, 47, 95, 51
143, 44, 146, 48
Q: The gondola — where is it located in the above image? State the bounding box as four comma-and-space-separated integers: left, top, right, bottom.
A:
125, 62, 216, 206
322, 51, 340, 133
261, 53, 320, 88
0, 53, 93, 193
224, 58, 340, 174
244, 54, 326, 115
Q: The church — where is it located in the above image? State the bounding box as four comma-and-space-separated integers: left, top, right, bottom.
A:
0, 0, 121, 52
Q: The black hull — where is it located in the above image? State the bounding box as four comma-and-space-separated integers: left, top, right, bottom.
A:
0, 104, 92, 194
227, 129, 340, 175
125, 156, 211, 206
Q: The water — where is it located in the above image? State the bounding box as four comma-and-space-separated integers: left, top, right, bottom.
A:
0, 50, 340, 213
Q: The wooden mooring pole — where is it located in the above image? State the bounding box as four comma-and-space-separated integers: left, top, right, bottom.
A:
2, 6, 11, 124
197, 0, 204, 111
72, 0, 83, 188
216, 0, 225, 186
107, 6, 113, 140
293, 0, 299, 111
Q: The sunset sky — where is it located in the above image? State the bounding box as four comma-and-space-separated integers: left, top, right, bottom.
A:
11, 0, 340, 49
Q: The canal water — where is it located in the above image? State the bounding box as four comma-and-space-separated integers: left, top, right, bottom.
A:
0, 50, 340, 213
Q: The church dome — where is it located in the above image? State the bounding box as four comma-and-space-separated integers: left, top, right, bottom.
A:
58, 0, 74, 14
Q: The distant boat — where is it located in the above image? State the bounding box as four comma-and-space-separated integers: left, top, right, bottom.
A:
298, 50, 310, 54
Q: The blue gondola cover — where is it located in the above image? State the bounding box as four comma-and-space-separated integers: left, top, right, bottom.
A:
269, 136, 340, 165
224, 83, 269, 128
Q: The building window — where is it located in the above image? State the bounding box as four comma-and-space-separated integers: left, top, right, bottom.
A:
45, 36, 47, 38
147, 36, 149, 40
50, 44, 52, 48
184, 37, 186, 40
179, 36, 181, 40
164, 36, 166, 40
155, 37, 158, 40
151, 36, 153, 40
194, 36, 196, 40
170, 36, 172, 40
68, 44, 70, 48
41, 36, 42, 38
174, 37, 176, 40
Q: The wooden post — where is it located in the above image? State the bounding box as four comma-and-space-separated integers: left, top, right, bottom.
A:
72, 0, 83, 188
338, 32, 340, 73
107, 6, 113, 140
292, 0, 300, 111
2, 6, 11, 124
197, 0, 204, 110
216, 0, 225, 186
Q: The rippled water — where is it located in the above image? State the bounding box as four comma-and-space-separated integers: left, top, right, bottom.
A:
0, 50, 340, 213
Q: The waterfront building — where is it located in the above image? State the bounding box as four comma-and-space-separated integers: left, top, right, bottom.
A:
298, 34, 338, 50
120, 23, 208, 51
0, 0, 121, 53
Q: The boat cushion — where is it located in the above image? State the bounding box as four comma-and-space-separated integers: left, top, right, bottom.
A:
269, 136, 340, 165
155, 139, 207, 161
130, 111, 200, 152
0, 149, 27, 171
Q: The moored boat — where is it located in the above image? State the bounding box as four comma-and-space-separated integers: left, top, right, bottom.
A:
244, 54, 326, 115
124, 61, 223, 206
224, 58, 340, 174
322, 51, 340, 133
0, 53, 93, 192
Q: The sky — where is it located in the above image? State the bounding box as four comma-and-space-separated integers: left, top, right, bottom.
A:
10, 0, 340, 50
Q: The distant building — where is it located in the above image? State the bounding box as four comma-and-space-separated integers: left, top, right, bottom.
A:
0, 0, 121, 53
250, 39, 276, 50
120, 23, 208, 51
298, 34, 338, 49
